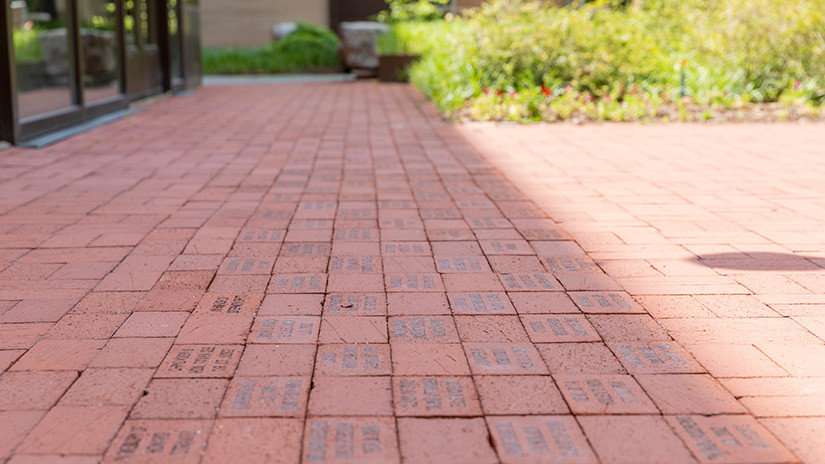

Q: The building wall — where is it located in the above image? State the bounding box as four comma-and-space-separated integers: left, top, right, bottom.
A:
201, 0, 328, 48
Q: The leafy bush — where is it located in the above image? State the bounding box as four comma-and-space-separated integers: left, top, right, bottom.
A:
202, 23, 341, 74
405, 0, 825, 121
13, 28, 43, 64
376, 0, 450, 23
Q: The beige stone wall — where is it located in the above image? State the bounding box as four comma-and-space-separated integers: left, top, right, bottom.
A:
201, 0, 329, 48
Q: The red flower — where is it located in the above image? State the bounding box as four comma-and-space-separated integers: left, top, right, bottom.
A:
541, 86, 552, 97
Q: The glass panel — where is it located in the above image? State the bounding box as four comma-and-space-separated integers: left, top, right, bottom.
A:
12, 0, 73, 119
168, 0, 182, 80
79, 0, 120, 103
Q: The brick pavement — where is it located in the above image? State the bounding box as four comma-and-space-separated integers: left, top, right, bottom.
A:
0, 82, 823, 463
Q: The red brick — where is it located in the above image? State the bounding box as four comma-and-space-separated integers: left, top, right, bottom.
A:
268, 274, 327, 293
11, 339, 106, 371
115, 312, 189, 338
156, 345, 242, 378
326, 274, 385, 293
0, 371, 78, 411
319, 317, 388, 343
508, 292, 579, 314
608, 341, 705, 374
455, 316, 529, 342
90, 337, 174, 368
131, 378, 227, 419
635, 374, 745, 414
556, 374, 658, 414
307, 376, 393, 416
218, 376, 308, 418
448, 292, 515, 315
587, 315, 671, 341
475, 376, 568, 415
315, 344, 391, 376
302, 417, 400, 463
209, 275, 269, 293
499, 273, 562, 291
385, 274, 444, 292
202, 418, 302, 464
537, 343, 626, 374
521, 314, 601, 343
464, 343, 548, 375
397, 418, 498, 464
393, 376, 481, 416
486, 416, 597, 463
391, 343, 470, 375
236, 344, 316, 376
248, 315, 319, 344
0, 411, 44, 459
443, 273, 505, 292
577, 415, 696, 464
324, 293, 386, 316
17, 405, 129, 455
668, 415, 797, 463
387, 293, 450, 316
570, 292, 644, 314
104, 419, 212, 462
61, 368, 153, 406
382, 256, 436, 274
259, 294, 323, 316
435, 256, 492, 273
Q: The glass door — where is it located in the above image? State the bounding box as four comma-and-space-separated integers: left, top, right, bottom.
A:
12, 0, 74, 119
124, 0, 161, 97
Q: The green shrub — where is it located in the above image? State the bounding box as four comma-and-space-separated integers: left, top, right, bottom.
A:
403, 0, 825, 121
13, 28, 43, 64
376, 0, 450, 23
202, 23, 341, 74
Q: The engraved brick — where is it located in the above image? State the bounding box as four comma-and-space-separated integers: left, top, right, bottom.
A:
315, 345, 391, 376
390, 316, 459, 343
499, 273, 562, 291
520, 228, 571, 240
570, 292, 644, 314
555, 375, 658, 414
426, 229, 475, 241
468, 217, 512, 229
333, 229, 377, 241
608, 342, 705, 374
480, 240, 534, 255
290, 219, 334, 229
324, 293, 386, 316
487, 416, 598, 464
385, 274, 444, 292
521, 315, 601, 343
542, 256, 600, 274
448, 292, 516, 315
248, 316, 320, 344
105, 420, 212, 462
420, 208, 460, 219
464, 343, 548, 375
666, 415, 798, 464
219, 377, 309, 418
393, 377, 481, 417
279, 243, 331, 257
157, 345, 242, 378
218, 258, 273, 275
435, 256, 492, 273
237, 229, 285, 242
328, 256, 381, 273
192, 292, 263, 316
382, 242, 432, 256
268, 274, 327, 294
302, 417, 399, 463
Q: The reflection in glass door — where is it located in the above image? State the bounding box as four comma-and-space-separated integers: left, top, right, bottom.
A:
78, 0, 121, 103
125, 0, 162, 96
12, 0, 74, 119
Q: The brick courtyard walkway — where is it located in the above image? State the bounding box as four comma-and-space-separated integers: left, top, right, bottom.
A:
0, 82, 823, 463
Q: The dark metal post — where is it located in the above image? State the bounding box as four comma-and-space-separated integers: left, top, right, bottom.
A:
0, 0, 19, 143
